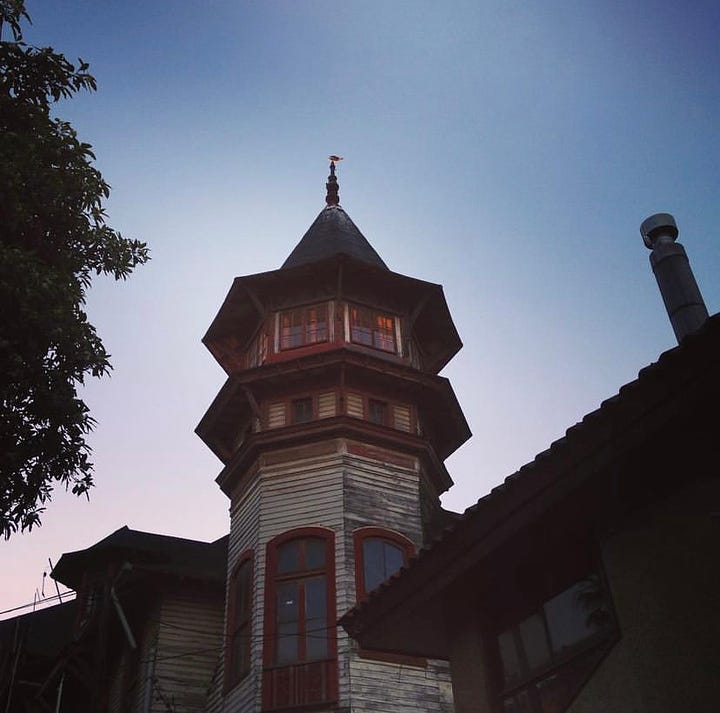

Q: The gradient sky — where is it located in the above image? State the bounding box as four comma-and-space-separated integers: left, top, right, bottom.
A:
2, 0, 719, 616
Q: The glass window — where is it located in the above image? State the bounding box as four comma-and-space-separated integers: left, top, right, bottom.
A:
349, 305, 397, 353
263, 531, 337, 710
279, 305, 328, 350
292, 397, 313, 424
355, 529, 414, 600
545, 578, 605, 655
267, 534, 333, 666
227, 556, 252, 688
368, 399, 388, 425
497, 574, 612, 712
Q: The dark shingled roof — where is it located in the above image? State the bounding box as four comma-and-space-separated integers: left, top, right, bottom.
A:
52, 526, 228, 588
281, 205, 388, 270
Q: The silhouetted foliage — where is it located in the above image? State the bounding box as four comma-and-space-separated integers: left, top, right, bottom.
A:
0, 1, 149, 538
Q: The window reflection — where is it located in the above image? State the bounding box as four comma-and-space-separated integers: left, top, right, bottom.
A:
362, 538, 406, 594
497, 574, 611, 713
272, 536, 331, 666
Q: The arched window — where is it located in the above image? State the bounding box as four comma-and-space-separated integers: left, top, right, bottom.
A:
263, 528, 337, 710
353, 527, 415, 602
226, 552, 253, 690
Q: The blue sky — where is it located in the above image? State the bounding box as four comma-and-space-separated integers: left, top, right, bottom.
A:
2, 0, 719, 614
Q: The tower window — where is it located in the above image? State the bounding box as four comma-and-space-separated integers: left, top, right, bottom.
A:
368, 399, 388, 426
292, 397, 313, 424
353, 527, 415, 601
263, 528, 337, 710
349, 305, 397, 353
226, 554, 253, 690
279, 304, 328, 351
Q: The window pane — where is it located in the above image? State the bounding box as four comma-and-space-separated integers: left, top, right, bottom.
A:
351, 326, 373, 346
277, 582, 299, 664
277, 542, 300, 573
363, 539, 386, 593
518, 613, 551, 671
305, 577, 327, 660
304, 538, 326, 570
305, 307, 327, 344
277, 582, 298, 623
235, 562, 251, 624
374, 315, 396, 352
292, 398, 313, 424
305, 577, 327, 619
350, 307, 374, 346
383, 542, 405, 579
232, 622, 251, 679
277, 621, 299, 664
280, 305, 328, 350
306, 617, 327, 660
498, 629, 523, 686
545, 578, 605, 655
368, 399, 387, 425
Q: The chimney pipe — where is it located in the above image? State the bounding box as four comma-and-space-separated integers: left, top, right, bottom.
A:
640, 212, 708, 343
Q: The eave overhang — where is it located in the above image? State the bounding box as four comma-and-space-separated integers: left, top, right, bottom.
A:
52, 528, 228, 590
340, 313, 720, 658
215, 416, 454, 498
195, 348, 471, 467
203, 255, 462, 375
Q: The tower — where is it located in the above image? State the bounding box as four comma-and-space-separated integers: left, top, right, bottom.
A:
197, 161, 470, 712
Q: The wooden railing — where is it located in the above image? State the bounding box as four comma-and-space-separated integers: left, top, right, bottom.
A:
262, 658, 337, 710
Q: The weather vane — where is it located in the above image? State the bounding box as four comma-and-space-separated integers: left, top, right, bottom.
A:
326, 155, 343, 206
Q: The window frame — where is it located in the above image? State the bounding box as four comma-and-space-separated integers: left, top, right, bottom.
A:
353, 527, 415, 602
291, 396, 314, 424
225, 551, 254, 691
493, 571, 616, 712
347, 303, 400, 354
277, 303, 330, 352
262, 527, 338, 710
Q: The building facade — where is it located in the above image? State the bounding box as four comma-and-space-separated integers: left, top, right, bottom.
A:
196, 161, 469, 711
342, 313, 720, 713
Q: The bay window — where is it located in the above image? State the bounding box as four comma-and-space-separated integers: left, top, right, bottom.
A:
263, 528, 337, 710
226, 553, 253, 690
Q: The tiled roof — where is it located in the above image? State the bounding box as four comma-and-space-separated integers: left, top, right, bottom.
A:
281, 205, 388, 270
341, 313, 720, 637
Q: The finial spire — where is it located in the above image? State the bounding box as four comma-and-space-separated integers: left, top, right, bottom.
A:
326, 155, 342, 206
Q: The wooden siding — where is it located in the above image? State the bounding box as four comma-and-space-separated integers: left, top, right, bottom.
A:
346, 393, 364, 419
103, 603, 160, 713
393, 404, 412, 432
222, 476, 262, 713
317, 391, 336, 419
348, 655, 454, 713
222, 438, 453, 712
267, 403, 286, 429
151, 584, 224, 712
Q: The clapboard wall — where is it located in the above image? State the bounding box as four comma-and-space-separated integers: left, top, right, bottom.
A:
216, 437, 453, 713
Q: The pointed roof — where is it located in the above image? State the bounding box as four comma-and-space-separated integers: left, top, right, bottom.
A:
281, 204, 388, 270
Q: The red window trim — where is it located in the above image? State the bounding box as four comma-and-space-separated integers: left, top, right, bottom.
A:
263, 527, 338, 710
352, 527, 415, 603
353, 528, 425, 667
225, 550, 254, 692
